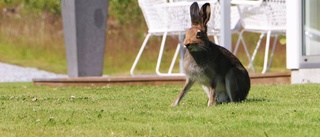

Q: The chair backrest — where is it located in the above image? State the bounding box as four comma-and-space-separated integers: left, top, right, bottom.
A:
138, 0, 167, 34
163, 1, 220, 34
237, 0, 286, 31
138, 0, 192, 34
160, 2, 191, 34
139, 0, 240, 35
207, 3, 240, 35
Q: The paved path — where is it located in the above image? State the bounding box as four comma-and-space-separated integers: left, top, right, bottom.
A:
0, 62, 67, 82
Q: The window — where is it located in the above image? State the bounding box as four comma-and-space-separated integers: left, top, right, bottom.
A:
303, 0, 320, 56
300, 0, 320, 68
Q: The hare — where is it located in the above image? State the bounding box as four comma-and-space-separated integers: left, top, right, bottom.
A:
171, 2, 250, 106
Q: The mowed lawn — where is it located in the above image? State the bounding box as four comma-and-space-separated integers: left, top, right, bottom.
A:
0, 83, 319, 136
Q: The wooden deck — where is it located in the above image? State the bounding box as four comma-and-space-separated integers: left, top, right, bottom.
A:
33, 72, 291, 87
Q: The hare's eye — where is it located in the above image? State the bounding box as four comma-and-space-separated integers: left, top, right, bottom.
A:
196, 30, 203, 38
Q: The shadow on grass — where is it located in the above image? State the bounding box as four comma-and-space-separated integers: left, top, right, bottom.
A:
213, 98, 269, 106
244, 98, 269, 103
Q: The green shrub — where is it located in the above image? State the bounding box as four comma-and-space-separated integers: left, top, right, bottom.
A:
0, 0, 61, 15
0, 0, 142, 23
109, 0, 142, 24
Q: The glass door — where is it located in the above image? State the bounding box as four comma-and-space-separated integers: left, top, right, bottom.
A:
301, 0, 320, 67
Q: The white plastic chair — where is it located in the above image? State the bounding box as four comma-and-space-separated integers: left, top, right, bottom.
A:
131, 0, 216, 76
130, 0, 187, 76
131, 0, 249, 76
233, 0, 286, 73
168, 1, 252, 69
207, 2, 251, 65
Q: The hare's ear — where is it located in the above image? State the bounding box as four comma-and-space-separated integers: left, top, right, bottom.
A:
190, 2, 200, 25
200, 3, 211, 29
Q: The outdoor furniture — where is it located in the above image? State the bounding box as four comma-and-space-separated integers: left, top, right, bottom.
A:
233, 0, 286, 73
207, 2, 251, 65
131, 0, 250, 76
131, 0, 217, 76
130, 0, 187, 76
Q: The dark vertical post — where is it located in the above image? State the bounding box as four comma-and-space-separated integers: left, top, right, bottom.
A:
61, 0, 108, 77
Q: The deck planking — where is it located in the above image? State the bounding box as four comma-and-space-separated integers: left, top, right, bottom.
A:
33, 72, 291, 87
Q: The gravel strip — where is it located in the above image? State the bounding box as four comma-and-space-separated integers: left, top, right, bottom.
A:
0, 62, 67, 82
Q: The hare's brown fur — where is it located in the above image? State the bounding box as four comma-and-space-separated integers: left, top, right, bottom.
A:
172, 2, 250, 106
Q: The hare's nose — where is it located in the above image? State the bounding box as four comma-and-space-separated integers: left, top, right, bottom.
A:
183, 39, 191, 47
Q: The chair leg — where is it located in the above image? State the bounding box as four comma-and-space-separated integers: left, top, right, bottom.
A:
168, 43, 181, 74
214, 36, 219, 44
179, 35, 186, 74
248, 33, 265, 73
267, 35, 279, 71
130, 33, 152, 75
241, 36, 253, 71
156, 32, 168, 75
262, 31, 272, 74
168, 34, 187, 75
234, 30, 255, 72
233, 31, 242, 55
156, 33, 185, 76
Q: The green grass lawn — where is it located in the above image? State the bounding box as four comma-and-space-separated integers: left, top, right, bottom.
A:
0, 83, 319, 136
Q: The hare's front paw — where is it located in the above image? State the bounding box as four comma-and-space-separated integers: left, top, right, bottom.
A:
171, 100, 179, 107
207, 97, 215, 106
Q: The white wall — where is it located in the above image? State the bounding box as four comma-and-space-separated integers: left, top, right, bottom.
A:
286, 0, 301, 69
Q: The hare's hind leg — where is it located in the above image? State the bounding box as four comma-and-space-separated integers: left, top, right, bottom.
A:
225, 69, 239, 102
202, 85, 211, 99
202, 85, 215, 106
171, 79, 194, 106
214, 80, 229, 103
